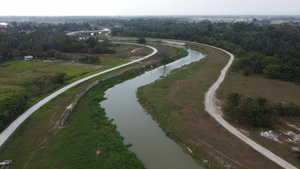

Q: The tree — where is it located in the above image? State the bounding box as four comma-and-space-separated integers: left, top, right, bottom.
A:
32, 42, 44, 57
0, 94, 28, 120
224, 93, 277, 128
263, 64, 282, 79
86, 37, 97, 48
243, 66, 251, 76
137, 37, 147, 45
0, 120, 3, 130
0, 43, 13, 61
54, 51, 62, 59
51, 72, 66, 84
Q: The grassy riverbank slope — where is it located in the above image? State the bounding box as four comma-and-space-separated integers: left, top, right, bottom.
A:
25, 69, 149, 169
137, 43, 282, 169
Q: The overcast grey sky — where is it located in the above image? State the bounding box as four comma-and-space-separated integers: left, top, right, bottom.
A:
1, 0, 300, 16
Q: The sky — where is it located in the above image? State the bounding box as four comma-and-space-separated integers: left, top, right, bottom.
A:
1, 0, 300, 16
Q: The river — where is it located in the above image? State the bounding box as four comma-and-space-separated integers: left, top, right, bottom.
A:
100, 49, 205, 169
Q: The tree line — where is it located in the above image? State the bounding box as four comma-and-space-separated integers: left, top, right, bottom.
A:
0, 22, 114, 62
111, 18, 300, 84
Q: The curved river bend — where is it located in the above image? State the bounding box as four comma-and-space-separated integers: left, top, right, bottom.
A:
100, 49, 205, 169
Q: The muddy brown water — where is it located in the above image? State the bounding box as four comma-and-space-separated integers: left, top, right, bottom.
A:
100, 49, 206, 169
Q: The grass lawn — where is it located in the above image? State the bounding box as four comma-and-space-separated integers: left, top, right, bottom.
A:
137, 42, 283, 168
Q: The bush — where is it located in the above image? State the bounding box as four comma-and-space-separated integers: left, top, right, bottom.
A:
0, 94, 28, 131
243, 66, 251, 76
224, 93, 277, 128
78, 56, 100, 64
224, 93, 300, 128
0, 120, 3, 131
25, 72, 67, 96
274, 102, 300, 117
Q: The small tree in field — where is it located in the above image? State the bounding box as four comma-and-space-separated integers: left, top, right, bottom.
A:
137, 37, 147, 45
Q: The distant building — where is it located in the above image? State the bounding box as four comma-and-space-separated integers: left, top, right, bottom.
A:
24, 55, 33, 61
0, 22, 7, 26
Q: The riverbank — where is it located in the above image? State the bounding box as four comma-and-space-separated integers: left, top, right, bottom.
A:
137, 42, 282, 168
0, 43, 187, 168
100, 48, 205, 169
21, 68, 152, 169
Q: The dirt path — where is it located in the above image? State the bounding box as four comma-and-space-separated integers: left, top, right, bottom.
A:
203, 44, 297, 169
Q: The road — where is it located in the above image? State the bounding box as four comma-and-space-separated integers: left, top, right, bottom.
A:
0, 43, 157, 147
203, 44, 297, 169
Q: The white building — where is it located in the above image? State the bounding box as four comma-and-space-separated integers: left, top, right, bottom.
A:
24, 55, 33, 61
0, 22, 7, 26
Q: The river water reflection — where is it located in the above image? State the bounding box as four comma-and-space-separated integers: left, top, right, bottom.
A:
100, 49, 205, 169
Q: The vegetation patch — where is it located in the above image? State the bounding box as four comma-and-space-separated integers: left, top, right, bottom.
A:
223, 93, 300, 128
137, 43, 281, 168
160, 48, 188, 64
112, 18, 300, 84
24, 69, 149, 169
218, 68, 300, 166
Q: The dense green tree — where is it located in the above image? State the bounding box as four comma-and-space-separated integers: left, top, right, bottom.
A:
0, 43, 13, 61
224, 93, 275, 127
0, 94, 28, 122
51, 72, 66, 84
263, 64, 282, 79
224, 93, 300, 128
137, 37, 147, 45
